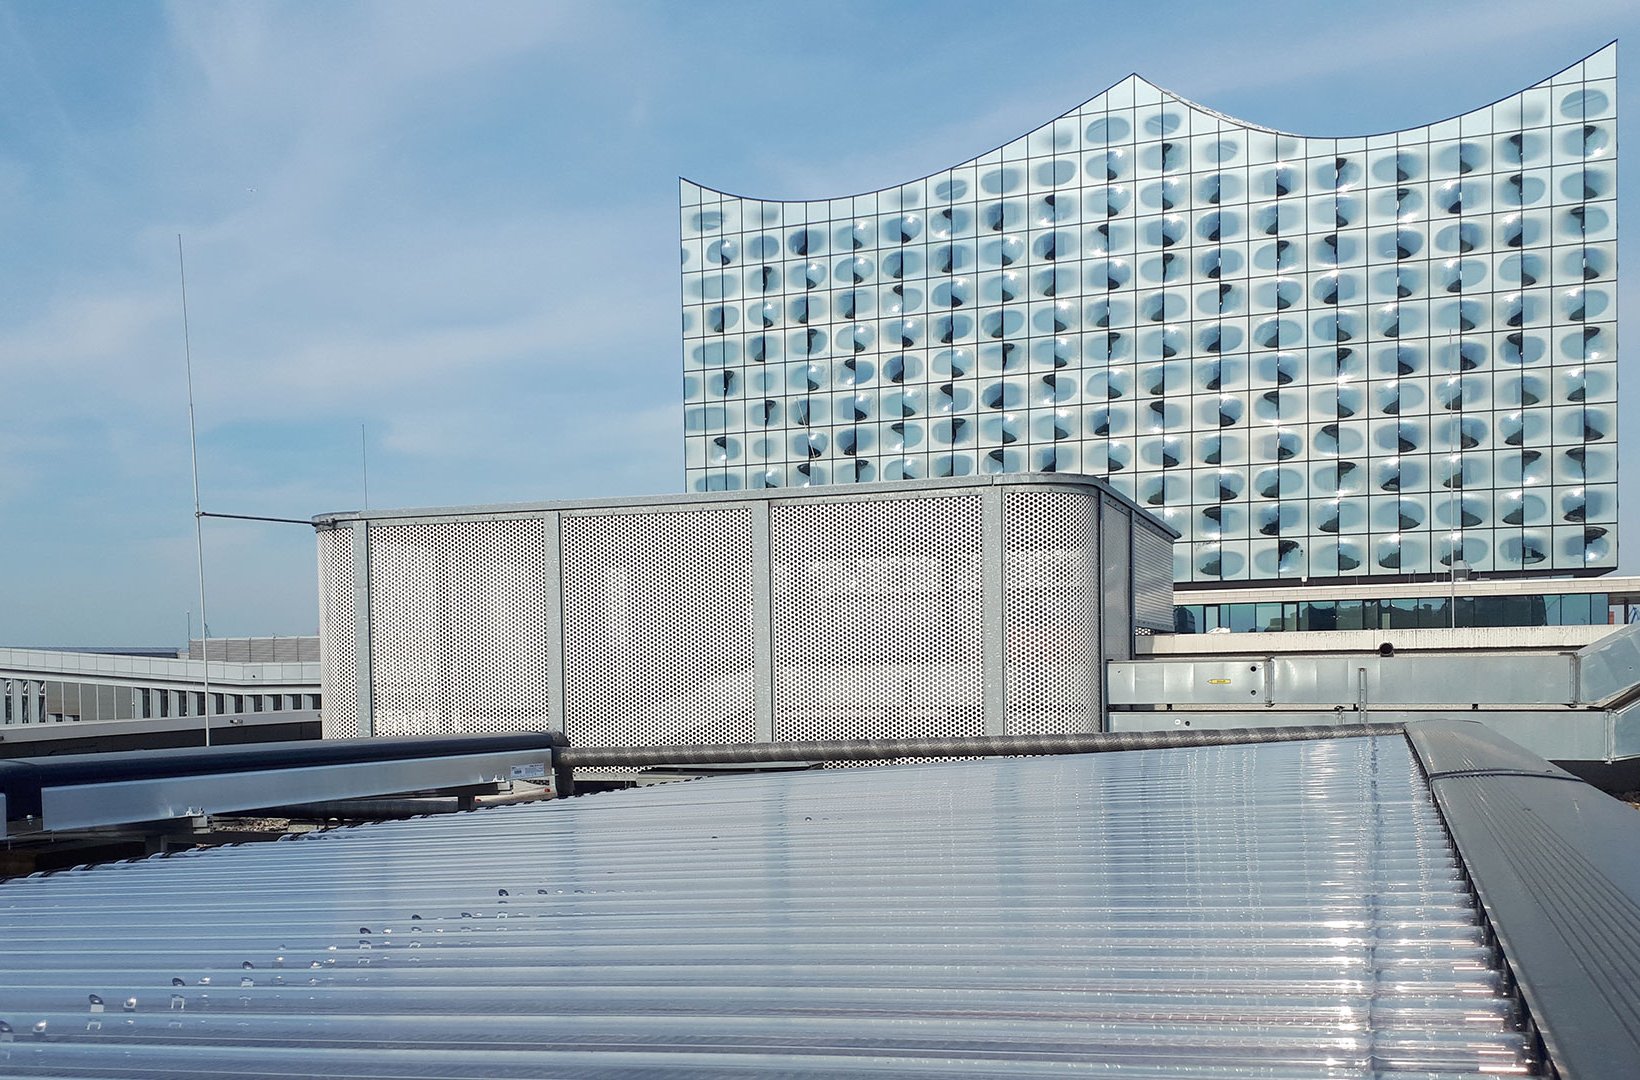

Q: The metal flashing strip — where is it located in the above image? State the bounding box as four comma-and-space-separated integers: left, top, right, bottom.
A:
1406, 719, 1640, 1080
35, 750, 553, 832
0, 735, 1535, 1077
0, 733, 566, 829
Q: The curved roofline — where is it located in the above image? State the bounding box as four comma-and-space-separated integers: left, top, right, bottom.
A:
682, 40, 1615, 205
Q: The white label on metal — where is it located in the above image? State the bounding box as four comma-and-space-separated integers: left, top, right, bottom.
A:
510, 762, 548, 780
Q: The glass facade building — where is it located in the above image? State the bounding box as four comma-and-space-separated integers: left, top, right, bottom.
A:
681, 45, 1618, 584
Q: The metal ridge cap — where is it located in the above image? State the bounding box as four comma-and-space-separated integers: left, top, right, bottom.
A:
1404, 719, 1640, 1078
1404, 719, 1580, 780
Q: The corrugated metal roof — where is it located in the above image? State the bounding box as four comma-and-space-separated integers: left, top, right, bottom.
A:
0, 735, 1537, 1077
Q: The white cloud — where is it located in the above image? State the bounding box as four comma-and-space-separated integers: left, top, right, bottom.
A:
1144, 0, 1618, 128
3, 288, 171, 376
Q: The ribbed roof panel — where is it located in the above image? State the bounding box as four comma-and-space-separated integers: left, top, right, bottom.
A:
0, 735, 1537, 1076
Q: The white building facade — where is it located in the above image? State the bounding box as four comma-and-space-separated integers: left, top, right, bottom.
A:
0, 644, 320, 726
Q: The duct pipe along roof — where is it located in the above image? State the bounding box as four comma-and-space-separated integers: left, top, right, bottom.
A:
0, 732, 566, 833
0, 726, 1628, 1077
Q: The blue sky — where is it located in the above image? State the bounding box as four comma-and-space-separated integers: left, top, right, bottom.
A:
2, 0, 1636, 645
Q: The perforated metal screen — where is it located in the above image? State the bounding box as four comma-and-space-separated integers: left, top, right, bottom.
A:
314, 476, 1174, 750
561, 508, 758, 747
1100, 502, 1133, 659
316, 528, 359, 738
771, 494, 985, 742
368, 519, 551, 736
1004, 490, 1101, 734
1132, 523, 1178, 631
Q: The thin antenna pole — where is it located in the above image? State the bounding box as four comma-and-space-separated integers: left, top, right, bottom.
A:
361, 423, 369, 509
179, 235, 214, 747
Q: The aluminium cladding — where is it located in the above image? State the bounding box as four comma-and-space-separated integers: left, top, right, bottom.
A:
680, 44, 1619, 585
0, 731, 1567, 1078
311, 474, 1176, 744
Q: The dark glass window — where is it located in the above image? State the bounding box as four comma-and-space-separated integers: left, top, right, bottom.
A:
1500, 595, 1533, 627
1386, 598, 1419, 629
1173, 592, 1603, 634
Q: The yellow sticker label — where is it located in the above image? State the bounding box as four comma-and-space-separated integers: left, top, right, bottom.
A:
1207, 678, 1232, 685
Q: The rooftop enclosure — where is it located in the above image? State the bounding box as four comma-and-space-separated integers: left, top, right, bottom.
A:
312, 475, 1175, 746
681, 44, 1619, 585
0, 730, 1579, 1076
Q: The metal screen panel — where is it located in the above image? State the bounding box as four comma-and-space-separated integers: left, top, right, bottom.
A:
316, 529, 359, 738
560, 508, 757, 747
368, 520, 551, 736
1132, 521, 1176, 631
1004, 489, 1101, 734
771, 494, 986, 742
316, 478, 1165, 750
1100, 500, 1133, 660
